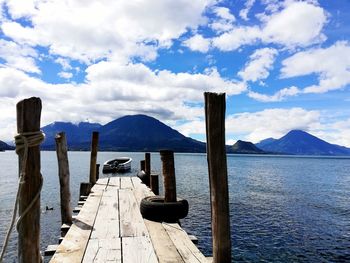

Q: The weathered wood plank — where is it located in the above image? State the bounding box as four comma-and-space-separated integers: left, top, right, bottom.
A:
163, 223, 208, 263
108, 177, 120, 188
50, 189, 103, 262
82, 239, 121, 263
120, 177, 133, 189
119, 189, 148, 237
132, 177, 185, 263
95, 177, 109, 186
90, 186, 119, 239
132, 177, 154, 204
122, 236, 158, 263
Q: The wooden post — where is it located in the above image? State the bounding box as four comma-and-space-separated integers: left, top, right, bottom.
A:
204, 92, 231, 263
80, 182, 92, 197
140, 160, 145, 171
16, 97, 42, 263
160, 150, 176, 202
89, 131, 99, 185
150, 173, 159, 195
96, 164, 100, 181
55, 132, 73, 226
145, 153, 151, 186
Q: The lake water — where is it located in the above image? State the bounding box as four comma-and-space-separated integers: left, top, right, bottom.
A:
0, 151, 350, 262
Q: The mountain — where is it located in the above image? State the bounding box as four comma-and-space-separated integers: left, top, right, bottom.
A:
255, 138, 277, 148
256, 130, 350, 156
0, 140, 14, 151
97, 115, 206, 152
42, 115, 206, 152
42, 122, 102, 149
231, 140, 266, 154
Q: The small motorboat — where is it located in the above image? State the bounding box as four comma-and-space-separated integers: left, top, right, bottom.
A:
102, 157, 132, 173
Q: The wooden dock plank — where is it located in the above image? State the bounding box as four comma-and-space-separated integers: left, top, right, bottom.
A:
120, 177, 133, 189
96, 177, 109, 186
51, 176, 208, 263
119, 189, 149, 237
132, 177, 185, 263
162, 223, 208, 263
90, 185, 119, 239
122, 236, 158, 263
108, 177, 120, 188
50, 189, 103, 263
82, 239, 122, 263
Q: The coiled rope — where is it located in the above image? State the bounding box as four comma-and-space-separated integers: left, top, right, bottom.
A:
0, 131, 45, 262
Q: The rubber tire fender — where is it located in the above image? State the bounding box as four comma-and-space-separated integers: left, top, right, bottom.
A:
140, 196, 189, 223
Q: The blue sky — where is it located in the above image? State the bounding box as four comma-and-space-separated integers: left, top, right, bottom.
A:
0, 0, 349, 146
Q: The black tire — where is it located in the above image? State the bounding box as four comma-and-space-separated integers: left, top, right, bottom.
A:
140, 196, 189, 223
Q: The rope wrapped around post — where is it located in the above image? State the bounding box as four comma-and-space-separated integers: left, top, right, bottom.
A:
0, 131, 45, 262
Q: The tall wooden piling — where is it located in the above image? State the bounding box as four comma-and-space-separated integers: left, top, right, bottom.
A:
55, 132, 73, 226
16, 97, 42, 263
204, 92, 231, 263
89, 131, 99, 185
150, 173, 159, 195
96, 164, 100, 181
145, 153, 151, 186
160, 150, 176, 202
140, 160, 145, 171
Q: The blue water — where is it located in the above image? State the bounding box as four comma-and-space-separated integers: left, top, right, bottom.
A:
1, 151, 350, 262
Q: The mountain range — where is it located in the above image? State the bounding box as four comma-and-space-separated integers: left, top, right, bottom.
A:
2, 114, 350, 156
256, 130, 350, 156
0, 140, 14, 151
41, 115, 206, 152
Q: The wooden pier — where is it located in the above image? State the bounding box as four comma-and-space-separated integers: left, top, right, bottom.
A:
50, 176, 210, 262
3, 95, 230, 263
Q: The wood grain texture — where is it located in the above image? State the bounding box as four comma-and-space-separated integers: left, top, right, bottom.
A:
119, 189, 148, 237
50, 186, 104, 262
120, 177, 133, 189
160, 150, 177, 202
132, 177, 184, 263
89, 131, 99, 185
55, 131, 73, 225
122, 236, 158, 263
204, 92, 231, 263
163, 223, 208, 263
108, 177, 120, 188
83, 239, 121, 263
16, 97, 42, 263
90, 186, 119, 240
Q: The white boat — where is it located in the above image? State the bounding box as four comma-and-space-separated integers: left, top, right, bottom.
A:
102, 157, 132, 173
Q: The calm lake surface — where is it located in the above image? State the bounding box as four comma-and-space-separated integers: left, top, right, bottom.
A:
0, 151, 350, 262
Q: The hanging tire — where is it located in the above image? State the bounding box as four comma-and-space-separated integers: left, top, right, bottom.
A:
140, 196, 189, 223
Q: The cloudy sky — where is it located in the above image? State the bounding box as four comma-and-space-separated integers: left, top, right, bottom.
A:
0, 0, 349, 146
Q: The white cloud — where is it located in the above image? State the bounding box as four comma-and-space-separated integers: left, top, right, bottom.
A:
0, 61, 247, 140
55, 57, 72, 71
213, 7, 235, 22
261, 1, 327, 47
58, 71, 73, 79
174, 107, 322, 145
239, 0, 256, 21
1, 0, 216, 62
212, 1, 328, 51
238, 47, 277, 82
281, 41, 350, 93
0, 39, 40, 73
212, 26, 261, 51
248, 86, 300, 102
183, 34, 211, 53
